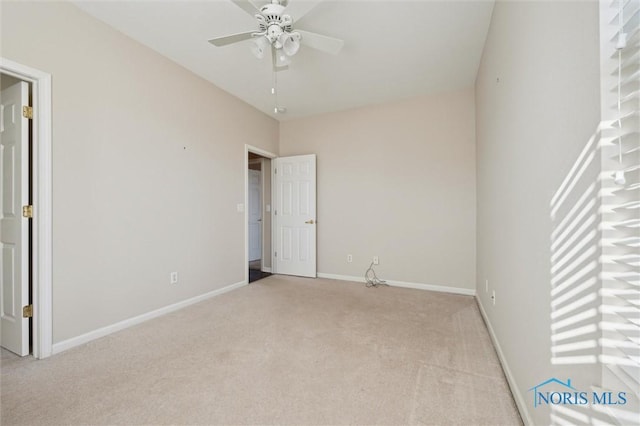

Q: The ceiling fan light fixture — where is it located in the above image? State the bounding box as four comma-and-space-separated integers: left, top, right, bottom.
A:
281, 32, 300, 56
275, 49, 291, 67
250, 35, 269, 59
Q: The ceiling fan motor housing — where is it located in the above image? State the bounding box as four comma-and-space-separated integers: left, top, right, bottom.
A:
256, 3, 293, 43
267, 25, 283, 44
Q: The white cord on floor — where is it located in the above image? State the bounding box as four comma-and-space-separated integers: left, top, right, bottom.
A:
365, 262, 387, 288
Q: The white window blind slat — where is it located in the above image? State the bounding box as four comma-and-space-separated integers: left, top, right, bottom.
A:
612, 236, 640, 247
608, 0, 639, 28
618, 89, 638, 104
619, 67, 639, 85
611, 24, 640, 44
611, 147, 639, 167
599, 0, 640, 412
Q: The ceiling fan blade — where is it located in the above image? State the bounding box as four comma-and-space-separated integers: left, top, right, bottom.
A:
229, 0, 260, 16
288, 0, 322, 21
208, 31, 255, 47
249, 0, 272, 9
297, 29, 344, 55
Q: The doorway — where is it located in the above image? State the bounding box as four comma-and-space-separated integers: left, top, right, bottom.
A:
244, 146, 318, 282
245, 147, 275, 283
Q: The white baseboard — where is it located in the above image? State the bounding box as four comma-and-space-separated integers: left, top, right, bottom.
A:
52, 280, 248, 355
476, 297, 532, 425
317, 272, 475, 296
262, 267, 272, 273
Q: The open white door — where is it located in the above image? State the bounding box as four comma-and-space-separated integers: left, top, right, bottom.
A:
0, 81, 30, 356
273, 154, 316, 278
248, 169, 262, 262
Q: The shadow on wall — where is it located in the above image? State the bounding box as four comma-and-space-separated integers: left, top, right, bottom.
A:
548, 120, 639, 424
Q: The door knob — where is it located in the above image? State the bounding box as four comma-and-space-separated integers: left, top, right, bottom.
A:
305, 219, 315, 224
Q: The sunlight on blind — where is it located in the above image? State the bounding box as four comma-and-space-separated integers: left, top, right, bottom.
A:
550, 0, 639, 423
598, 0, 639, 423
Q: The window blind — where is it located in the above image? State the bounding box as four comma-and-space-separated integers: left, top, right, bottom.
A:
598, 0, 640, 423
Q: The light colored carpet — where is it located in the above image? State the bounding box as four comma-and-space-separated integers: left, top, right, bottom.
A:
1, 275, 522, 425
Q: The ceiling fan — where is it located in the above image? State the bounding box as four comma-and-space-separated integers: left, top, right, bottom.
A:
208, 0, 344, 72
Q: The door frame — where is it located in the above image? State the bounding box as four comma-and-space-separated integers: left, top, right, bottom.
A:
244, 144, 276, 284
1, 58, 53, 359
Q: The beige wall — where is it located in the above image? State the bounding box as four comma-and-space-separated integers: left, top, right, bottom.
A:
280, 89, 476, 290
1, 1, 278, 343
475, 1, 601, 423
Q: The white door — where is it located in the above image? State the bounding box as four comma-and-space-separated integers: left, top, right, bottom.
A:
273, 154, 316, 278
0, 81, 30, 356
248, 169, 262, 262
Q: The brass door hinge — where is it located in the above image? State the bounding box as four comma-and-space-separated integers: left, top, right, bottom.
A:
23, 304, 33, 318
22, 106, 33, 119
22, 205, 33, 218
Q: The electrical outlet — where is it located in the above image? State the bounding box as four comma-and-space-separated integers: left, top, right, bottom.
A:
347, 254, 353, 263
170, 272, 178, 284
485, 279, 489, 293
373, 256, 379, 265
492, 290, 496, 306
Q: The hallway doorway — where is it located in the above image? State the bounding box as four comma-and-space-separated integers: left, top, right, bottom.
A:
246, 149, 273, 283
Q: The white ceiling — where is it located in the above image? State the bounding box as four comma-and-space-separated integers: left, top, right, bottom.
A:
73, 0, 495, 121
